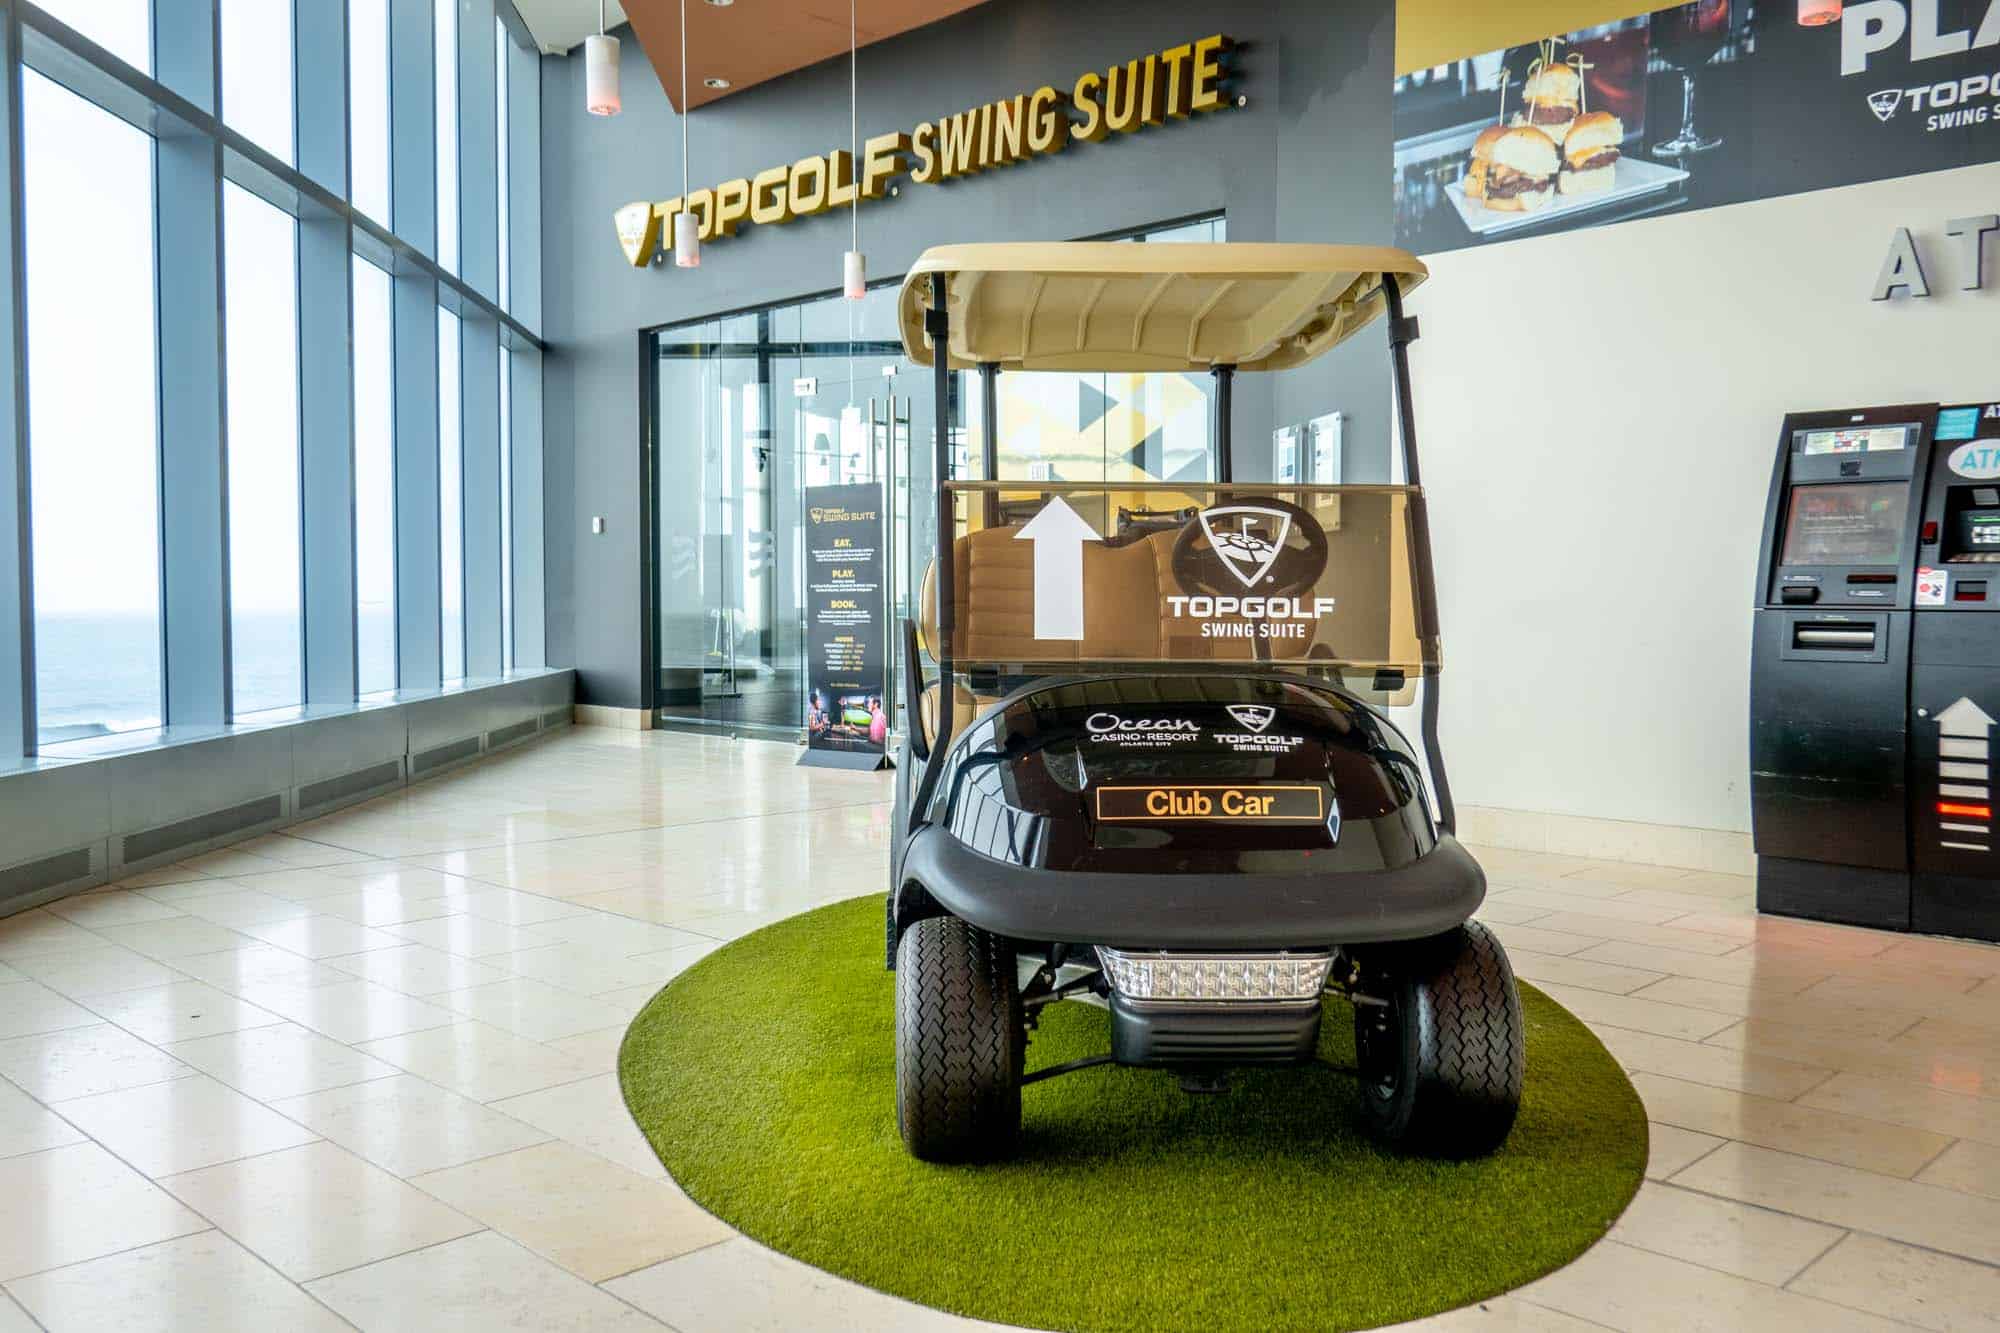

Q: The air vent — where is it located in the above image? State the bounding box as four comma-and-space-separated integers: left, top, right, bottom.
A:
542, 707, 571, 729
297, 759, 403, 813
121, 794, 284, 865
488, 718, 539, 749
411, 735, 481, 774
0, 846, 93, 910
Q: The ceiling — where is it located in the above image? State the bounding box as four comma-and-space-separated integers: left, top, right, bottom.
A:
514, 0, 992, 112
511, 1, 629, 54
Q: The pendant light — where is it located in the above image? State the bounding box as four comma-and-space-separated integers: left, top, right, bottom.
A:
584, 0, 621, 116
842, 0, 865, 299
674, 0, 700, 267
1796, 0, 1841, 23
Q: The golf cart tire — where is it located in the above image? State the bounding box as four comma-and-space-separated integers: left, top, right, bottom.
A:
1355, 921, 1523, 1157
895, 914, 1024, 1162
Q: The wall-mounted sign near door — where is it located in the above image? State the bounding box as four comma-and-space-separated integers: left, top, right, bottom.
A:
802, 483, 891, 771
615, 35, 1239, 268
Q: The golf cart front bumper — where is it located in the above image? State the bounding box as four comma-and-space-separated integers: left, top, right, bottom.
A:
899, 826, 1485, 951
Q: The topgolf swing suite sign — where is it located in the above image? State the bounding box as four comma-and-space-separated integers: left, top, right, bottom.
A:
614, 35, 1238, 268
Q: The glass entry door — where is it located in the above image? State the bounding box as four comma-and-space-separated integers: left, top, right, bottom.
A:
652, 294, 915, 737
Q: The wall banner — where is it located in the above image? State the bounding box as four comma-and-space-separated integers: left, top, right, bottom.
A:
1395, 0, 2000, 254
801, 484, 891, 772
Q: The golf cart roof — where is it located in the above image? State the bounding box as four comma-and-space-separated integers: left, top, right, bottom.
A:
897, 242, 1427, 373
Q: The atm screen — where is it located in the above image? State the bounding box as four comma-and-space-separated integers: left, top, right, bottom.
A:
1781, 482, 1907, 565
1795, 426, 1914, 455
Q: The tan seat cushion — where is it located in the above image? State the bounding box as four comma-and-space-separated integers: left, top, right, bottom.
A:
919, 683, 1003, 746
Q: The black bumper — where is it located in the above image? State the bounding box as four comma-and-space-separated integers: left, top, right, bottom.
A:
900, 826, 1485, 949
1110, 995, 1322, 1065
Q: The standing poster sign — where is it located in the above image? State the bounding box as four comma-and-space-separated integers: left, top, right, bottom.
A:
801, 483, 892, 770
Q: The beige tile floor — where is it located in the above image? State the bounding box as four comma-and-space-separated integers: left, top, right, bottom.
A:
0, 726, 1997, 1330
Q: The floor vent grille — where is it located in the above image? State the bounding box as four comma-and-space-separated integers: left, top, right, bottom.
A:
0, 846, 93, 911
122, 794, 284, 865
411, 735, 481, 775
297, 759, 404, 812
488, 718, 539, 749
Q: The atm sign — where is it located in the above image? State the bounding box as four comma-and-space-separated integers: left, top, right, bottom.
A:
1095, 785, 1324, 823
1948, 441, 2000, 480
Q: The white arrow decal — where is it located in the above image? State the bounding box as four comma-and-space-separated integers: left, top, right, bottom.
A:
1936, 697, 1997, 737
1014, 497, 1100, 641
1934, 697, 1995, 852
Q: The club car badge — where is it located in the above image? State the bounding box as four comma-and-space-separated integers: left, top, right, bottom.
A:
1199, 505, 1293, 588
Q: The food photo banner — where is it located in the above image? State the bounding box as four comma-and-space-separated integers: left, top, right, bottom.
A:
1394, 0, 2000, 253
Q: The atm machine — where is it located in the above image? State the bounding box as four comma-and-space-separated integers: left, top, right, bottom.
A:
1909, 403, 2000, 942
1750, 404, 1937, 930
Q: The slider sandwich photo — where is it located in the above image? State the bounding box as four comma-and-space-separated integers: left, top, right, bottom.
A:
1463, 112, 1624, 214
1464, 126, 1560, 213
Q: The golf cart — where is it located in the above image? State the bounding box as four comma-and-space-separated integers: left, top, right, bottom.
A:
887, 243, 1521, 1162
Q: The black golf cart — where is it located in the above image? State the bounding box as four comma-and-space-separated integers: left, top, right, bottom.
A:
886, 243, 1522, 1162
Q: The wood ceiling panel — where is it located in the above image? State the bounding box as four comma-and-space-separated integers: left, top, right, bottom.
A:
623, 0, 993, 111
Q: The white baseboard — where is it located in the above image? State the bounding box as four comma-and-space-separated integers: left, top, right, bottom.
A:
1455, 804, 1754, 877
571, 705, 653, 731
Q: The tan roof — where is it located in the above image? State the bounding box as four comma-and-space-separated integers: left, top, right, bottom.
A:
897, 242, 1427, 373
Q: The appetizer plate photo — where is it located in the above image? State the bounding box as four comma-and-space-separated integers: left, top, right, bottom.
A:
1444, 155, 1690, 237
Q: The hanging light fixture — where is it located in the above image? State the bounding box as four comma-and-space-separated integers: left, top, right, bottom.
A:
1797, 0, 1842, 24
584, 0, 621, 117
674, 0, 700, 267
842, 0, 865, 299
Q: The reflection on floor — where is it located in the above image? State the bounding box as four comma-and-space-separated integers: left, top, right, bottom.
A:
656, 667, 802, 734
0, 726, 1996, 1330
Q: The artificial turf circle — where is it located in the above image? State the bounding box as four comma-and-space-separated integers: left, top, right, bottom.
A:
619, 896, 1646, 1333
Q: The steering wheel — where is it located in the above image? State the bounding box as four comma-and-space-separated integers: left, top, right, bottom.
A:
1170, 497, 1329, 599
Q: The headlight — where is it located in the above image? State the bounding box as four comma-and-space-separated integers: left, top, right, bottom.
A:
1098, 948, 1332, 1003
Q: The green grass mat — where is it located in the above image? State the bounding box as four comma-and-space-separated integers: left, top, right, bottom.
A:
620, 896, 1645, 1333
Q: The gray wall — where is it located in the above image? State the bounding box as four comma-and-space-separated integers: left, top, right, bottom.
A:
539, 0, 1395, 708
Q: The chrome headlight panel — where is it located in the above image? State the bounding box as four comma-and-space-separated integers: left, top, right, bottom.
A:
1098, 948, 1332, 1003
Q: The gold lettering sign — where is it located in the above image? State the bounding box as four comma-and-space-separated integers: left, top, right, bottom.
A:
615, 34, 1236, 268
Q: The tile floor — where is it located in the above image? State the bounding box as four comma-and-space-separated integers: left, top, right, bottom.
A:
0, 726, 1997, 1330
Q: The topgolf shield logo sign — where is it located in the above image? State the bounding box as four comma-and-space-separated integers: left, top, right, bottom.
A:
1199, 505, 1292, 589
1225, 704, 1277, 733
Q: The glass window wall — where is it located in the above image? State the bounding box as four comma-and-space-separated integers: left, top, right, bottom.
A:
349, 0, 392, 223
221, 0, 294, 164
354, 259, 397, 696
3, 3, 544, 761
439, 307, 464, 682
40, 0, 150, 73
223, 184, 302, 716
436, 0, 459, 273
24, 72, 160, 744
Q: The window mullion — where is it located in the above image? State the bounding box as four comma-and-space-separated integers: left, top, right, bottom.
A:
0, 10, 33, 759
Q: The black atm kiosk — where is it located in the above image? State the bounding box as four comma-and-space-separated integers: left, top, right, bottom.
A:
1750, 404, 1936, 931
1910, 403, 2000, 942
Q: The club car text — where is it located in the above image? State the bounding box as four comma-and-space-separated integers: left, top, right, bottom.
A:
1167, 594, 1337, 639
1095, 785, 1326, 823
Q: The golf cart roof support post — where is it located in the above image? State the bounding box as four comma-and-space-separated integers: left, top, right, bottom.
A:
978, 363, 999, 480
911, 271, 957, 831
1383, 273, 1456, 834
1210, 365, 1235, 483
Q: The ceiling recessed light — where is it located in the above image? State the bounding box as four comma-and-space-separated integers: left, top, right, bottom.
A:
704, 76, 731, 88
704, 0, 734, 7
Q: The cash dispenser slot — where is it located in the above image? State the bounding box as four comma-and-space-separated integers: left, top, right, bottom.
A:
1794, 623, 1875, 650
1780, 612, 1889, 662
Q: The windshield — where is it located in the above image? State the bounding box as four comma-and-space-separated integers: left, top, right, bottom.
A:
920, 483, 1436, 690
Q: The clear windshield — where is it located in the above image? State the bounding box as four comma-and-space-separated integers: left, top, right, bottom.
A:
919, 483, 1436, 689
